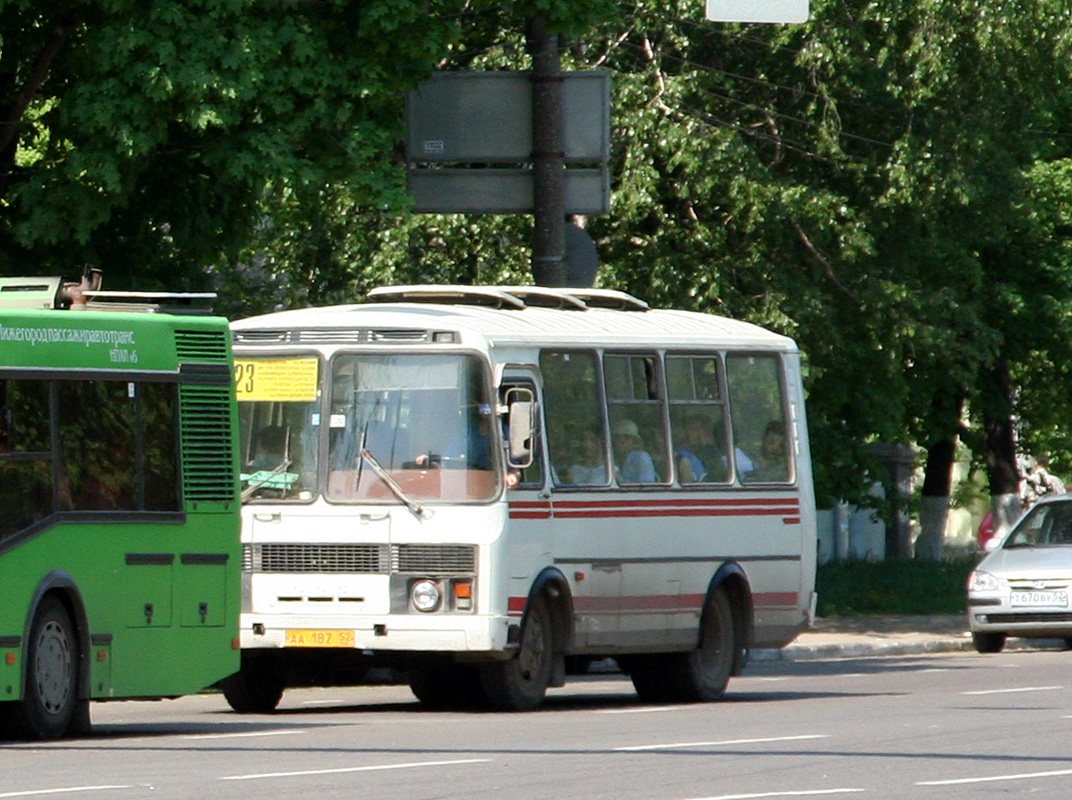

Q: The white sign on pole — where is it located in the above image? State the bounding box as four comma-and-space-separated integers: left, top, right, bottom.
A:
705, 0, 808, 23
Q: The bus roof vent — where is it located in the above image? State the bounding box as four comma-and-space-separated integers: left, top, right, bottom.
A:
498, 286, 589, 310
84, 290, 217, 315
560, 288, 649, 311
367, 285, 526, 310
0, 277, 64, 309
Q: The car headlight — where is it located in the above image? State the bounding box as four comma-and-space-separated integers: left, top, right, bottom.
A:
968, 570, 1001, 592
411, 579, 441, 612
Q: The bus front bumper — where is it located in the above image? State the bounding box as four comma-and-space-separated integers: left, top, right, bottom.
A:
238, 613, 515, 654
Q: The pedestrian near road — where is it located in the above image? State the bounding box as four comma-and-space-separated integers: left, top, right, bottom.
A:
1021, 453, 1066, 508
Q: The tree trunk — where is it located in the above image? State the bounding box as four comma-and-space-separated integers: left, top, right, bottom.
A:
982, 358, 1021, 537
915, 395, 963, 560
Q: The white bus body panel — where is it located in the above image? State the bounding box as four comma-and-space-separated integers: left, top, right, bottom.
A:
232, 297, 817, 659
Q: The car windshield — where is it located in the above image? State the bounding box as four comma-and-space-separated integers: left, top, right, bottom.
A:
1005, 501, 1072, 547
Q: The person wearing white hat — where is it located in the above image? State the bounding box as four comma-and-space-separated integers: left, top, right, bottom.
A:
612, 418, 657, 483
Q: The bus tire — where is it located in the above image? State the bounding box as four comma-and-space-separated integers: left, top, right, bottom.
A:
623, 655, 674, 703
480, 593, 553, 711
972, 632, 1006, 654
408, 663, 486, 709
221, 655, 285, 713
17, 596, 79, 740
665, 586, 735, 702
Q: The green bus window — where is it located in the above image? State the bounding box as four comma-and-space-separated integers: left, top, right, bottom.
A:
141, 382, 180, 511
540, 351, 609, 487
0, 462, 52, 543
58, 380, 138, 511
0, 379, 52, 542
1, 378, 49, 454
726, 354, 791, 484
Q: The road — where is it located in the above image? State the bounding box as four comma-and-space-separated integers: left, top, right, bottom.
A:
4, 649, 1072, 799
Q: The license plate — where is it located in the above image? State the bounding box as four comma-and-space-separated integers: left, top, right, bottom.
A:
284, 629, 356, 648
1010, 591, 1069, 608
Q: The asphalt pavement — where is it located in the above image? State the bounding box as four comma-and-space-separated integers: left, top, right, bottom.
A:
753, 614, 1071, 661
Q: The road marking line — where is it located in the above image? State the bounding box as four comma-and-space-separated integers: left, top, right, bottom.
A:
918, 767, 1072, 786
182, 730, 305, 740
219, 758, 490, 781
681, 789, 864, 799
0, 787, 134, 798
599, 705, 694, 714
616, 734, 829, 752
960, 685, 1063, 695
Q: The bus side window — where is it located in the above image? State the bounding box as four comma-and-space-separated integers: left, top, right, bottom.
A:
0, 378, 53, 542
539, 350, 609, 487
605, 353, 668, 485
666, 355, 730, 485
726, 354, 792, 484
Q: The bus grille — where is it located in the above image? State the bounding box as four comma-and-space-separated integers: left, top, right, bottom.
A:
175, 329, 230, 361
179, 385, 237, 502
243, 543, 476, 575
392, 544, 476, 574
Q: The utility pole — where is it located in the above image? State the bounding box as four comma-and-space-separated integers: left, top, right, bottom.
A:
527, 18, 565, 287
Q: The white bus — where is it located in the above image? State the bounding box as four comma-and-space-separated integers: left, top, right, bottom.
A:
224, 285, 817, 711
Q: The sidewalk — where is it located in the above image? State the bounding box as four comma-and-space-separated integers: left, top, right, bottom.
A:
751, 614, 1072, 661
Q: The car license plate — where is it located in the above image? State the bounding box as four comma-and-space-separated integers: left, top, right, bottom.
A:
284, 629, 356, 648
1010, 591, 1069, 608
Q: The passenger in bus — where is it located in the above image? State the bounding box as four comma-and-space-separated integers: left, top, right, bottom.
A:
675, 413, 713, 483
612, 419, 658, 483
567, 427, 608, 485
745, 421, 787, 482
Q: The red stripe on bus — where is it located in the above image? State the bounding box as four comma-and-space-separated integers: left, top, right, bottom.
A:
552, 497, 798, 510
753, 592, 799, 608
552, 507, 799, 519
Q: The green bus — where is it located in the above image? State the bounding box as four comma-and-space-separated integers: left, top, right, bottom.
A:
0, 274, 240, 740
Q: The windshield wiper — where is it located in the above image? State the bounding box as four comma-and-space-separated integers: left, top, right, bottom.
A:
360, 448, 432, 520
241, 459, 293, 502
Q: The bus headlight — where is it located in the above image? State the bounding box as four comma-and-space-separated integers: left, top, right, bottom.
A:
411, 579, 441, 612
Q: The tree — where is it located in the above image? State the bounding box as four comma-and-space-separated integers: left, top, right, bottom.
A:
0, 0, 616, 291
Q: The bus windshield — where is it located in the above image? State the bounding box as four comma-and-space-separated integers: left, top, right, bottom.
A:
327, 353, 499, 503
237, 352, 500, 503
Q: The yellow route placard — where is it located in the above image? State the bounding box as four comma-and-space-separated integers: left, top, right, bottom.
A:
234, 358, 319, 402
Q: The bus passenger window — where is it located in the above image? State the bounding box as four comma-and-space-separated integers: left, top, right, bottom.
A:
604, 354, 669, 485
667, 355, 730, 485
726, 354, 792, 484
540, 350, 609, 488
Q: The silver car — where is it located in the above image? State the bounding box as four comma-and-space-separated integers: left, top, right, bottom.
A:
968, 495, 1072, 653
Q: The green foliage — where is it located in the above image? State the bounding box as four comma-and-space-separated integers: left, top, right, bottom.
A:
6, 0, 1072, 518
815, 556, 977, 616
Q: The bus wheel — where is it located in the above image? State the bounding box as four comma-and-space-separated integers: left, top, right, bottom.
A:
666, 587, 735, 702
972, 632, 1006, 654
480, 593, 553, 711
623, 655, 673, 703
408, 663, 486, 709
18, 596, 79, 740
221, 654, 285, 713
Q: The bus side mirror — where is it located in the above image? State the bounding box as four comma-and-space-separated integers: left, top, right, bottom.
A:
505, 388, 535, 469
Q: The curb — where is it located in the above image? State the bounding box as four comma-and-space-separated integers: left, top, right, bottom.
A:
752, 638, 973, 662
